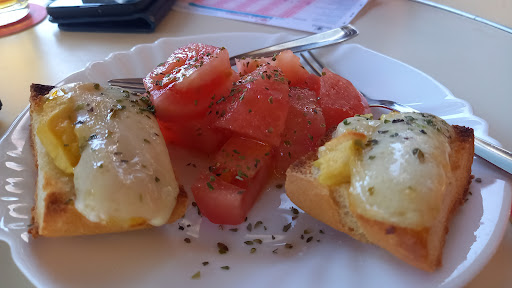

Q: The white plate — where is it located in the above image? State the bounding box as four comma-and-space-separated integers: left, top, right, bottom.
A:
0, 33, 510, 288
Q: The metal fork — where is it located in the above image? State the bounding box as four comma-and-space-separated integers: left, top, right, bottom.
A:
299, 50, 512, 174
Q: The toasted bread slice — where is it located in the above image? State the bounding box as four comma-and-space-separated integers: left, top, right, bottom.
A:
285, 114, 474, 271
29, 84, 187, 237
285, 152, 369, 242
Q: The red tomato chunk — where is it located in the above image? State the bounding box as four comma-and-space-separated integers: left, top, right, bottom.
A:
273, 50, 311, 87
212, 65, 290, 147
235, 50, 319, 89
157, 118, 230, 154
235, 56, 272, 76
144, 43, 236, 121
191, 136, 273, 224
318, 68, 371, 130
274, 87, 326, 175
192, 172, 250, 225
210, 136, 273, 188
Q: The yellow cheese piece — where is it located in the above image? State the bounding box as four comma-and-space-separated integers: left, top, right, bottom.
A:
37, 99, 80, 174
314, 131, 367, 186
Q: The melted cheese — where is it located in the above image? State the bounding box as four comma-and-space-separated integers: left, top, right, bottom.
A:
326, 112, 454, 228
44, 83, 179, 227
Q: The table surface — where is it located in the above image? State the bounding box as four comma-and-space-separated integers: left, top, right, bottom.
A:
1, 0, 511, 287
434, 0, 512, 28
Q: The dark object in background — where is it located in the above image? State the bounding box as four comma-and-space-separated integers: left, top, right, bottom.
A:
46, 0, 175, 33
0, 99, 2, 110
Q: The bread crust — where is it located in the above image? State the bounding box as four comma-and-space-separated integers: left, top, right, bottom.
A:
285, 121, 474, 271
285, 153, 369, 242
28, 83, 188, 237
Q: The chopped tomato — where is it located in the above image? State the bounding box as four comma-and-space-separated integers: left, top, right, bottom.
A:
192, 172, 249, 225
274, 87, 326, 175
297, 73, 321, 94
212, 65, 290, 146
318, 68, 371, 130
147, 45, 375, 225
157, 118, 230, 154
235, 56, 272, 76
273, 50, 311, 87
210, 136, 273, 188
191, 136, 273, 224
144, 44, 237, 121
235, 50, 318, 89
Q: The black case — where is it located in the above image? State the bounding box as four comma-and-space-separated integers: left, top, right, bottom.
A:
47, 0, 175, 33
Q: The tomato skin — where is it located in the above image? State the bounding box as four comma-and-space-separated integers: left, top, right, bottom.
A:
191, 136, 273, 225
212, 65, 290, 146
319, 68, 371, 130
144, 44, 237, 121
274, 87, 326, 175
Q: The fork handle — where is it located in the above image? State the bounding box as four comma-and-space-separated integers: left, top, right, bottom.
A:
475, 137, 512, 174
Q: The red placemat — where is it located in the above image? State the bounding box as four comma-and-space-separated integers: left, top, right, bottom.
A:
0, 4, 47, 37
